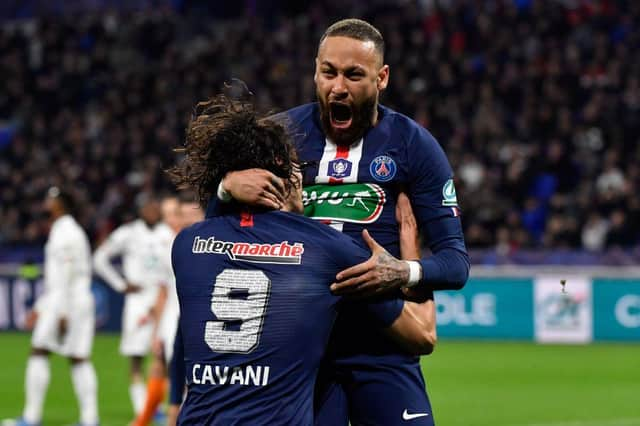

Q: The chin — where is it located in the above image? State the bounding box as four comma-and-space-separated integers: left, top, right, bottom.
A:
328, 127, 364, 145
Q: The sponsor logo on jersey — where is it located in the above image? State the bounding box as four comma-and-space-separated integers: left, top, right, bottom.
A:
402, 409, 430, 420
442, 178, 458, 206
327, 158, 353, 179
302, 183, 386, 224
192, 237, 304, 264
369, 155, 397, 182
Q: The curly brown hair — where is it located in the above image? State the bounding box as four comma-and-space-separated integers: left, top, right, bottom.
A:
168, 94, 298, 208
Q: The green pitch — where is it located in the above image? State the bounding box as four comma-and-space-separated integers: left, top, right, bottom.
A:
1, 333, 639, 426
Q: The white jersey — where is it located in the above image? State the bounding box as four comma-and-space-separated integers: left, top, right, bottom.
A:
32, 214, 95, 357
93, 219, 170, 294
94, 219, 173, 356
36, 215, 92, 315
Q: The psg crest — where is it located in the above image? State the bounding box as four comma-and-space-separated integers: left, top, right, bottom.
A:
369, 155, 397, 182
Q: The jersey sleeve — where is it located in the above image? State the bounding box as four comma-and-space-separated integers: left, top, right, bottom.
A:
407, 126, 470, 290
330, 234, 404, 327
93, 225, 129, 292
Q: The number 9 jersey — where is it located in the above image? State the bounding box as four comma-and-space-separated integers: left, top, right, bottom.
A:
172, 210, 403, 426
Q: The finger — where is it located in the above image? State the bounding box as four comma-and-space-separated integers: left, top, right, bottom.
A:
258, 198, 282, 210
341, 281, 387, 299
263, 171, 285, 201
361, 229, 382, 253
259, 191, 283, 209
265, 172, 287, 198
396, 193, 417, 227
331, 272, 375, 294
263, 182, 287, 204
396, 192, 414, 216
335, 259, 374, 281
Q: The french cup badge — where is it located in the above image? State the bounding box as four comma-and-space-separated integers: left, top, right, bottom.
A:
327, 158, 353, 179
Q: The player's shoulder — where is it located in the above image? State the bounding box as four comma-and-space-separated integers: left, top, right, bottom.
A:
174, 219, 205, 244
380, 105, 439, 148
266, 212, 366, 256
102, 219, 144, 245
283, 103, 317, 124
155, 222, 175, 238
185, 211, 353, 248
49, 216, 89, 246
115, 218, 139, 232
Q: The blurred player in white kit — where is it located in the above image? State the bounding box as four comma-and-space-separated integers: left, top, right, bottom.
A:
7, 187, 99, 426
132, 195, 203, 426
93, 193, 171, 416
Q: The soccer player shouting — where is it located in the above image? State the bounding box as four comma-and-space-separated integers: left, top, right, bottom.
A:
214, 19, 469, 425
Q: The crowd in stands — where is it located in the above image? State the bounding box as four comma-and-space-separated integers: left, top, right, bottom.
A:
1, 0, 639, 255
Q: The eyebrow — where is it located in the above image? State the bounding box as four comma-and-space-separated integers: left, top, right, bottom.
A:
320, 61, 366, 73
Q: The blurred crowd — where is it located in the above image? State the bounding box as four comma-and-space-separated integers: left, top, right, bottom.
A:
1, 0, 639, 254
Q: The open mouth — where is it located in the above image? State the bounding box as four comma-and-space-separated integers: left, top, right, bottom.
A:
329, 102, 353, 129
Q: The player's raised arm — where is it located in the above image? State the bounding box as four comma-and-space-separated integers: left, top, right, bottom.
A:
221, 169, 287, 209
406, 126, 470, 291
201, 168, 286, 218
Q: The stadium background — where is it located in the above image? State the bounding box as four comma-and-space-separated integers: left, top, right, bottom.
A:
0, 0, 638, 425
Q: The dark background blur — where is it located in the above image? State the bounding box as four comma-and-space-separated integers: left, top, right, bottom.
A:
1, 0, 639, 264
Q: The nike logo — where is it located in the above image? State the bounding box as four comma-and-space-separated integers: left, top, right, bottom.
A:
402, 409, 430, 421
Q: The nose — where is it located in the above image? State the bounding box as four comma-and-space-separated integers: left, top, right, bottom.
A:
330, 75, 348, 99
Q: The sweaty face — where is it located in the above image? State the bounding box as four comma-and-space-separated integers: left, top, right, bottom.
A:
315, 36, 388, 145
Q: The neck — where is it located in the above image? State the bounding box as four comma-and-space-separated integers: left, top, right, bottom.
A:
51, 211, 65, 221
371, 105, 379, 126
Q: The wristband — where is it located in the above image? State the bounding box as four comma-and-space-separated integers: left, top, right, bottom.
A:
217, 180, 232, 202
404, 260, 422, 288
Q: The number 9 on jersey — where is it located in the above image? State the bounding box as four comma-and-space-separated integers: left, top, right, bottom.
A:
204, 269, 272, 353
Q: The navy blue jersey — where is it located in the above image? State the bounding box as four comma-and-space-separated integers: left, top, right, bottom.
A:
284, 103, 468, 363
288, 103, 467, 276
172, 211, 403, 425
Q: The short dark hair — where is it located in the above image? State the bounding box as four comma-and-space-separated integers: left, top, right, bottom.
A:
319, 18, 384, 61
47, 186, 76, 215
135, 192, 160, 211
168, 94, 299, 208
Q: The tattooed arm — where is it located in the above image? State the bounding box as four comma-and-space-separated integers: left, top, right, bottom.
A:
330, 193, 421, 298
330, 229, 410, 297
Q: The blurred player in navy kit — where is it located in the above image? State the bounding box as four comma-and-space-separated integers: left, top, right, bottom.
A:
214, 19, 469, 425
168, 94, 436, 425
